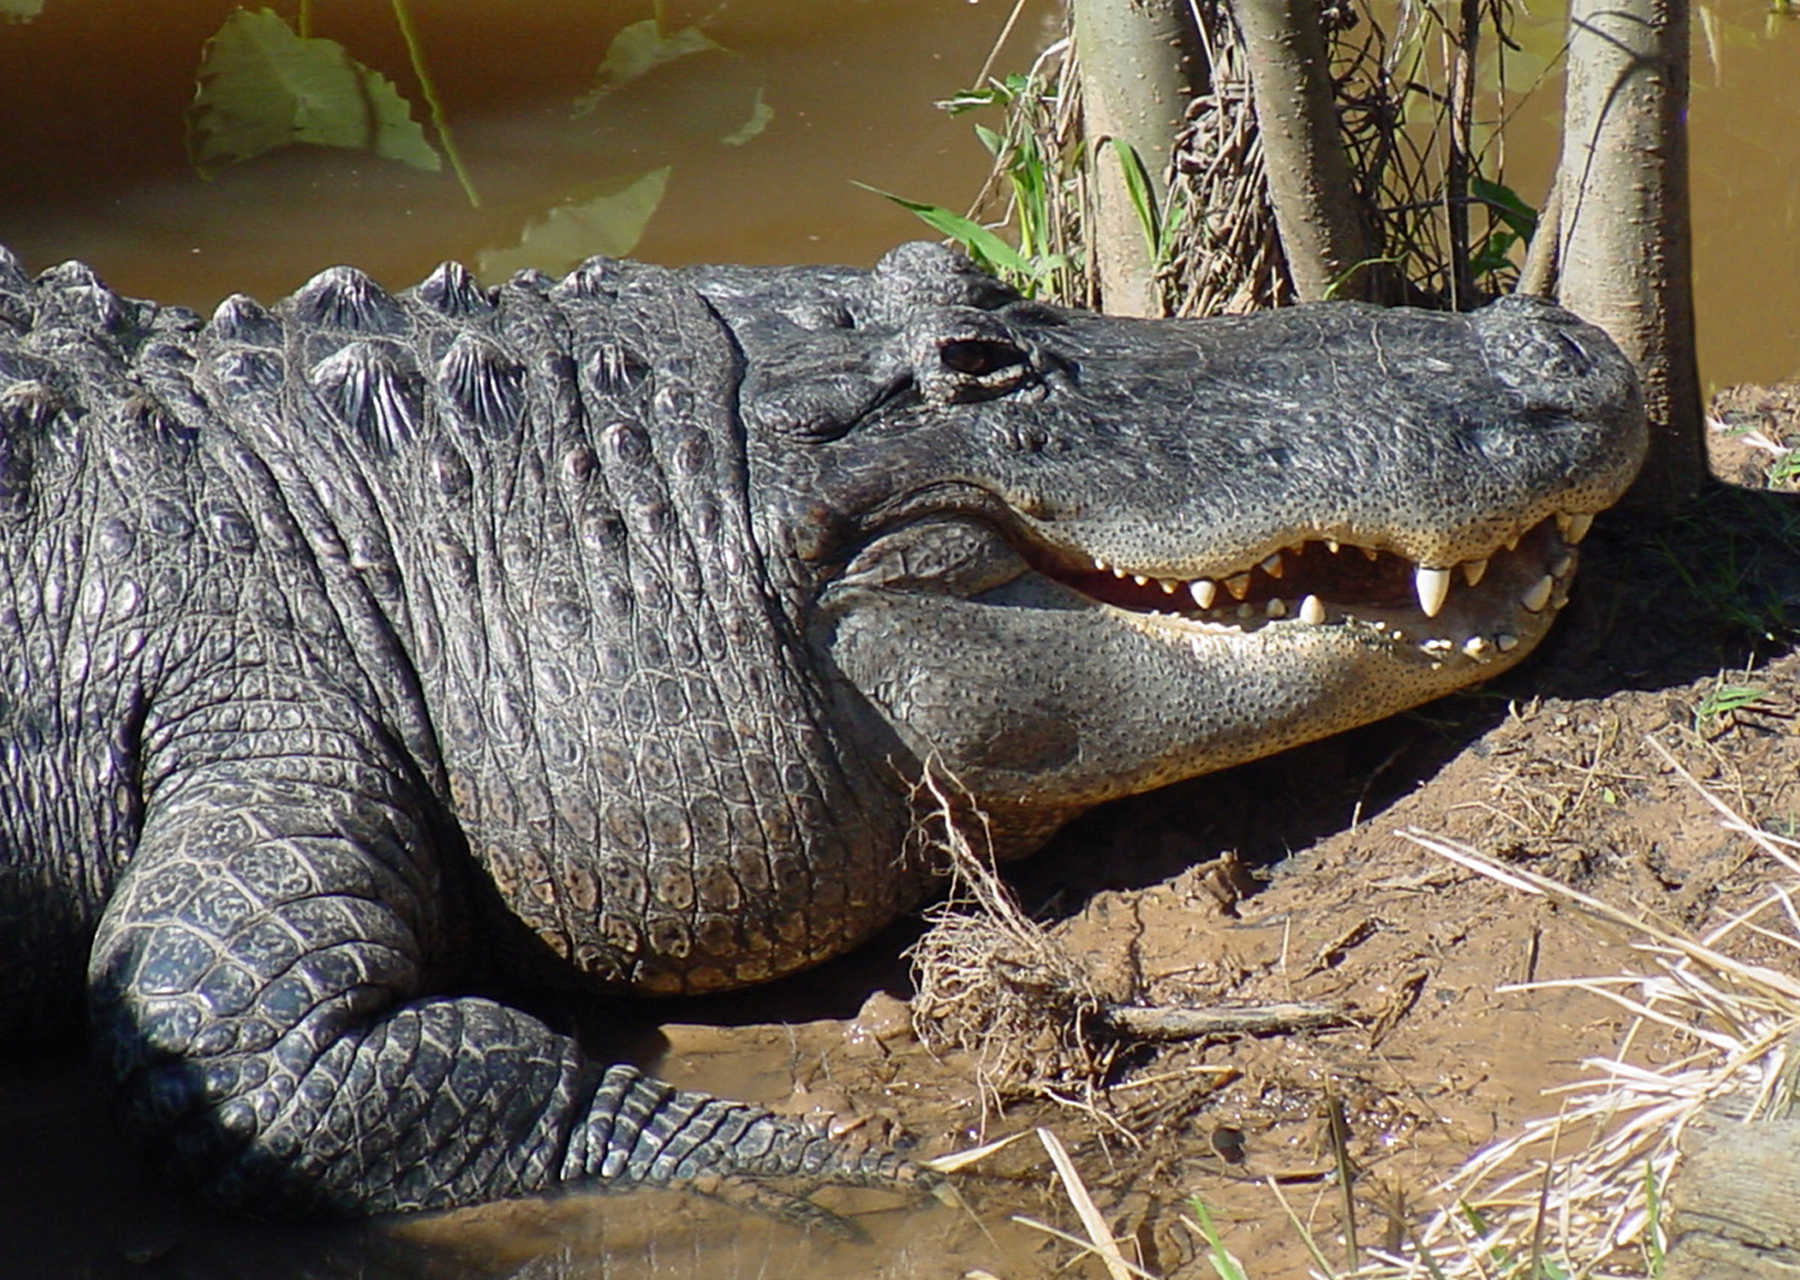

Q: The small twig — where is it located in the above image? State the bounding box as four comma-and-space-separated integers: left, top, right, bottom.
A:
1324, 1081, 1361, 1271
1102, 1000, 1347, 1040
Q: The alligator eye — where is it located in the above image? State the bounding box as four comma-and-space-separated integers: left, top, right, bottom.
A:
940, 338, 1025, 377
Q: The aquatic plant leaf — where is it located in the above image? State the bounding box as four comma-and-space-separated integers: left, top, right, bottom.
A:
186, 8, 441, 180
478, 167, 672, 279
720, 89, 773, 147
0, 0, 46, 23
576, 18, 723, 112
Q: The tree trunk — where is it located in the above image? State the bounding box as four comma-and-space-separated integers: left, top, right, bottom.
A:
1070, 0, 1206, 316
1230, 0, 1381, 302
1553, 0, 1704, 504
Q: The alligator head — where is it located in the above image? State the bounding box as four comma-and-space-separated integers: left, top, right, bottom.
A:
707, 244, 1646, 842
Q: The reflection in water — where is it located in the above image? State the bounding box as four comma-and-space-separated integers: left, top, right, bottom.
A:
0, 1, 1790, 384
0, 0, 1062, 310
0, 1051, 1048, 1280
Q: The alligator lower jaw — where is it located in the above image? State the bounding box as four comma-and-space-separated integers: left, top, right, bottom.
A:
1027, 513, 1583, 666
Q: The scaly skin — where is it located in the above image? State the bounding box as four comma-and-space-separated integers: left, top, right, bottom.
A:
0, 241, 1643, 1216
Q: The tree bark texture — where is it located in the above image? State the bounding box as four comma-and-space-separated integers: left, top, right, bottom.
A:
1554, 0, 1704, 504
1231, 0, 1379, 302
1666, 1117, 1800, 1279
1071, 0, 1206, 316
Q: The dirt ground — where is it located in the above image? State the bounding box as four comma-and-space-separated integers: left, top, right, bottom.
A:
3, 410, 1798, 1280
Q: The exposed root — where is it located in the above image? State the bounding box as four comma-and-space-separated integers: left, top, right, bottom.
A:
905, 766, 1115, 1117
907, 766, 1350, 1139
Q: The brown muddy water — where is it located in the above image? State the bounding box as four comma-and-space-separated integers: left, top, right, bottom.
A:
0, 2, 1795, 1278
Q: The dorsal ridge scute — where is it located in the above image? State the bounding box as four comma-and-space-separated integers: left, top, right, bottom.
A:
291, 265, 409, 336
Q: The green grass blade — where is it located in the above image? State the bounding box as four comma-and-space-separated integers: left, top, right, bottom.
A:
852, 181, 1036, 279
1107, 138, 1161, 260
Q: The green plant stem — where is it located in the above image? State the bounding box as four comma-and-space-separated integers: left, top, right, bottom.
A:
390, 0, 482, 208
298, 0, 312, 39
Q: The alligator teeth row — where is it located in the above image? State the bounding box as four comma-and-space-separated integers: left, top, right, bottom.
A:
1181, 605, 1531, 666
1410, 509, 1588, 618
1091, 510, 1593, 623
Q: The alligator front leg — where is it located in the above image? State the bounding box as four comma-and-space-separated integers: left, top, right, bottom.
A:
87, 754, 910, 1217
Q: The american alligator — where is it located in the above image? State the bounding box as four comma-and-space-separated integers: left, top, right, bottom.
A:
0, 240, 1643, 1218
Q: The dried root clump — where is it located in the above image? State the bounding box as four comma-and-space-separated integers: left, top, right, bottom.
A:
906, 773, 1115, 1108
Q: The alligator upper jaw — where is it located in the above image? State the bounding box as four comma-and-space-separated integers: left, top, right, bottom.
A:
1013, 508, 1589, 665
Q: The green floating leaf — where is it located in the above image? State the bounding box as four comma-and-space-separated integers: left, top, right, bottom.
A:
478, 167, 672, 279
576, 18, 722, 112
186, 8, 440, 179
0, 0, 46, 23
720, 88, 773, 147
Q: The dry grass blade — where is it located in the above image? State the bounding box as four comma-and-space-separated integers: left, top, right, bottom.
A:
1647, 735, 1800, 878
1401, 827, 1800, 1003
1036, 1127, 1147, 1280
920, 1128, 1038, 1176
1012, 1214, 1159, 1280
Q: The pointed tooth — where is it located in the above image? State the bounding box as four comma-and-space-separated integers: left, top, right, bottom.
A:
1112, 566, 1128, 578
1521, 575, 1554, 612
1504, 530, 1521, 552
1555, 511, 1573, 535
1265, 598, 1288, 619
1415, 565, 1452, 618
1190, 579, 1218, 608
1462, 558, 1488, 587
1550, 553, 1573, 578
1159, 578, 1179, 594
1132, 574, 1149, 586
1237, 602, 1258, 620
1462, 635, 1490, 657
1496, 633, 1520, 652
1566, 512, 1593, 543
1260, 553, 1284, 579
1093, 556, 1108, 571
1325, 539, 1340, 554
1224, 572, 1252, 600
1362, 546, 1380, 561
1300, 594, 1326, 625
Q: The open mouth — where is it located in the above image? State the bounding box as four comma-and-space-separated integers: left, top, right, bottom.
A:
1021, 511, 1592, 664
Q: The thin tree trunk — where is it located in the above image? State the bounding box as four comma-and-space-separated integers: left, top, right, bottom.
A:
1071, 0, 1207, 316
1231, 0, 1382, 302
1554, 0, 1704, 504
1444, 0, 1480, 308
